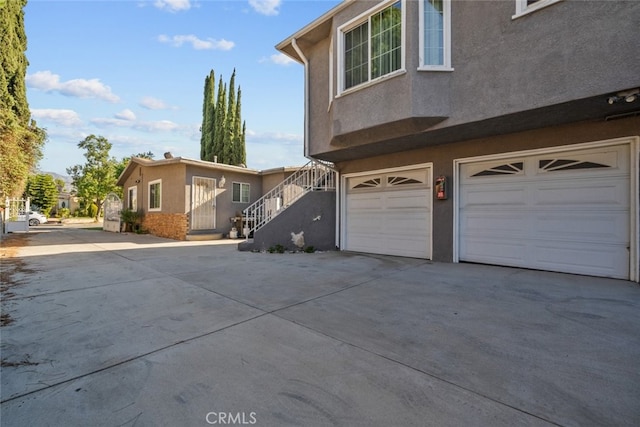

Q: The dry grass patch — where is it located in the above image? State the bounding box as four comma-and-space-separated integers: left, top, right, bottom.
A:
1, 233, 33, 326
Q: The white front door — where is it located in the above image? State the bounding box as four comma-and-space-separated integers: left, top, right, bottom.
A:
191, 177, 216, 230
344, 166, 432, 259
458, 143, 631, 279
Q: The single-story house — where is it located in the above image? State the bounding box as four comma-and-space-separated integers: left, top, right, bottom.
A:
116, 156, 299, 241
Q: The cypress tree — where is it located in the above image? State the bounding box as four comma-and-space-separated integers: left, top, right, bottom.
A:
1, 0, 29, 123
232, 86, 246, 166
213, 77, 226, 162
223, 69, 236, 164
199, 70, 216, 161
0, 0, 47, 198
198, 69, 246, 166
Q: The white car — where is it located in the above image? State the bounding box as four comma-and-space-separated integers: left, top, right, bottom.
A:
17, 211, 49, 226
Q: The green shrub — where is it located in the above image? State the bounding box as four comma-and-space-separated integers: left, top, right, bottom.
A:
304, 246, 316, 253
120, 209, 142, 232
268, 244, 285, 254
87, 203, 98, 219
57, 208, 70, 219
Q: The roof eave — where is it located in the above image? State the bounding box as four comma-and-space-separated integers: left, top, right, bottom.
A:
275, 0, 352, 60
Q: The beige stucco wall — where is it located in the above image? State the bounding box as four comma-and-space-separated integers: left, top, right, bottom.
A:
120, 163, 187, 215
185, 165, 262, 233
260, 169, 299, 194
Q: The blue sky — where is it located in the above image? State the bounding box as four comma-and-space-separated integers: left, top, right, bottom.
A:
24, 0, 341, 175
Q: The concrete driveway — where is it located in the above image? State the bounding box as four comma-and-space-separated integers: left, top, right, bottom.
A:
1, 226, 639, 426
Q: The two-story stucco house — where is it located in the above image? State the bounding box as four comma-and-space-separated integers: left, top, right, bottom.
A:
276, 0, 640, 281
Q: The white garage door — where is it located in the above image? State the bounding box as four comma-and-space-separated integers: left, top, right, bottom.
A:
345, 167, 431, 258
459, 144, 630, 279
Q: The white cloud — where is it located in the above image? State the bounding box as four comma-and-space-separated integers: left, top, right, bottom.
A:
90, 118, 132, 128
139, 96, 169, 110
136, 120, 180, 132
91, 117, 179, 133
154, 0, 191, 12
115, 109, 137, 121
26, 70, 120, 103
268, 53, 296, 66
246, 129, 302, 145
25, 70, 60, 91
157, 34, 235, 51
30, 109, 82, 127
249, 0, 281, 16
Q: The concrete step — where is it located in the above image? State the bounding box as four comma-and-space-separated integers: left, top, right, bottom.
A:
185, 231, 224, 241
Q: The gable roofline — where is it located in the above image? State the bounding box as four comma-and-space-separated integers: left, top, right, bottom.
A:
116, 156, 260, 186
116, 156, 306, 186
275, 0, 352, 62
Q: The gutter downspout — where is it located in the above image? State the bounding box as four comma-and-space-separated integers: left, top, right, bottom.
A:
291, 38, 309, 159
291, 37, 341, 250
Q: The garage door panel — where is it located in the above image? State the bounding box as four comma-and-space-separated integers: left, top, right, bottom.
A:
533, 212, 629, 242
533, 243, 629, 279
381, 234, 429, 258
461, 212, 527, 237
348, 194, 384, 209
463, 187, 527, 206
348, 232, 429, 258
346, 168, 431, 259
534, 180, 629, 206
459, 144, 631, 279
348, 213, 385, 230
385, 192, 430, 209
460, 237, 526, 264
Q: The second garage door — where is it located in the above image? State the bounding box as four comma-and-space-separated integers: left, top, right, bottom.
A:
458, 144, 630, 279
345, 166, 431, 259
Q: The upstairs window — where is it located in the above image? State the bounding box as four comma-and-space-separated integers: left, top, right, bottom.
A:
514, 0, 563, 18
419, 0, 452, 70
340, 0, 404, 92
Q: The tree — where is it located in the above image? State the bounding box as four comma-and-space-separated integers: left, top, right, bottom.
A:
199, 69, 246, 166
232, 87, 246, 166
213, 75, 226, 162
114, 151, 155, 183
222, 69, 236, 164
54, 178, 66, 192
66, 135, 119, 221
0, 0, 47, 198
24, 174, 57, 216
200, 70, 216, 161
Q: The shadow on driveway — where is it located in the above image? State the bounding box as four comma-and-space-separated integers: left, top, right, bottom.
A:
1, 227, 639, 426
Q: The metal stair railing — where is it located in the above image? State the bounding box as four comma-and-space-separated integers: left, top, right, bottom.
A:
242, 160, 336, 236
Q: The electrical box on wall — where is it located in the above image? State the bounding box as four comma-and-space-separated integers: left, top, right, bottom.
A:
435, 175, 448, 200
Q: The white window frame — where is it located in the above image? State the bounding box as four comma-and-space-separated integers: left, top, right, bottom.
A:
418, 0, 453, 71
148, 179, 162, 212
337, 0, 406, 95
127, 186, 137, 211
232, 182, 250, 203
513, 0, 563, 19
